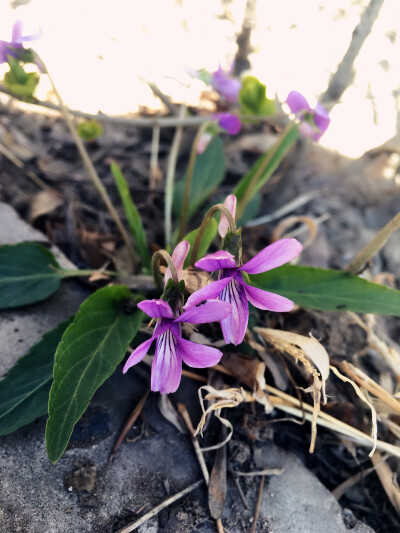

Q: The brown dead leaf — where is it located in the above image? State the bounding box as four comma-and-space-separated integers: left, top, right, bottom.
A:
221, 353, 272, 412
255, 327, 330, 452
29, 189, 64, 222
88, 270, 112, 282
37, 157, 74, 180
371, 452, 400, 514
158, 395, 186, 434
208, 425, 227, 520
271, 215, 319, 250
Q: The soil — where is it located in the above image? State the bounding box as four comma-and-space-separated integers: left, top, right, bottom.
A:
1, 95, 400, 533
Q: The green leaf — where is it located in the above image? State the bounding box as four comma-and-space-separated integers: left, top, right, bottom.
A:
250, 264, 400, 315
0, 242, 63, 309
237, 195, 262, 226
174, 137, 226, 222
233, 124, 299, 207
4, 57, 39, 100
110, 162, 151, 272
0, 319, 73, 435
77, 120, 104, 141
46, 285, 143, 463
183, 218, 218, 268
239, 76, 276, 118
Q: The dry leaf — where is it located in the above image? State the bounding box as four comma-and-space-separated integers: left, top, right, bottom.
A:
158, 395, 186, 434
330, 365, 378, 456
255, 327, 330, 452
29, 189, 64, 222
271, 215, 319, 250
221, 353, 272, 413
371, 452, 400, 514
208, 426, 227, 520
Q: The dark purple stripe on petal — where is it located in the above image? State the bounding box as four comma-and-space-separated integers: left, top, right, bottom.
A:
123, 320, 171, 374
220, 279, 248, 345
152, 328, 182, 394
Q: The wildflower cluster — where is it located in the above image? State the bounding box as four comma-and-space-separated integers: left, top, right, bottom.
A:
124, 195, 302, 393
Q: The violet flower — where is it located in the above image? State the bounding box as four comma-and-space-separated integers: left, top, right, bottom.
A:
164, 240, 190, 285
197, 114, 241, 155
123, 298, 231, 394
0, 21, 41, 64
186, 239, 302, 346
211, 64, 241, 103
214, 113, 242, 135
218, 194, 237, 238
286, 90, 330, 141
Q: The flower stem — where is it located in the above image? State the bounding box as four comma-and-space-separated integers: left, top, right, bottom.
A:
177, 122, 209, 242
39, 57, 136, 267
55, 268, 118, 278
152, 249, 179, 292
190, 204, 237, 265
165, 105, 186, 248
235, 122, 298, 221
345, 211, 400, 274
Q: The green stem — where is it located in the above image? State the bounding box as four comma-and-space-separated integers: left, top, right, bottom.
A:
190, 204, 237, 265
165, 105, 186, 248
177, 123, 209, 242
152, 250, 179, 292
346, 211, 400, 274
235, 122, 298, 221
39, 56, 136, 268
56, 268, 118, 278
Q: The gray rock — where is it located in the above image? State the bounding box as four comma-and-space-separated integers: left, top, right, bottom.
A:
0, 202, 89, 375
259, 444, 375, 533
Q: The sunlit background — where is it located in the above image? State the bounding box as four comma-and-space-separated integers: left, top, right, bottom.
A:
1, 0, 400, 158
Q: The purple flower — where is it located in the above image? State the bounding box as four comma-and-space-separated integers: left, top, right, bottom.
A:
196, 132, 213, 155
286, 91, 330, 141
218, 194, 237, 238
214, 113, 242, 135
186, 239, 303, 346
123, 298, 232, 394
0, 21, 41, 64
164, 241, 190, 285
211, 64, 241, 103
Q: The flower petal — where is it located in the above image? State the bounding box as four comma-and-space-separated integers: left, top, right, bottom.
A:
195, 250, 236, 272
211, 66, 241, 103
220, 278, 249, 345
286, 90, 311, 115
197, 132, 213, 155
214, 113, 242, 135
176, 299, 232, 324
138, 299, 174, 319
243, 283, 294, 312
313, 103, 330, 136
151, 327, 182, 394
178, 337, 223, 368
299, 121, 318, 140
11, 21, 23, 43
185, 276, 233, 307
240, 238, 302, 274
164, 240, 190, 285
218, 194, 237, 238
122, 320, 171, 373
